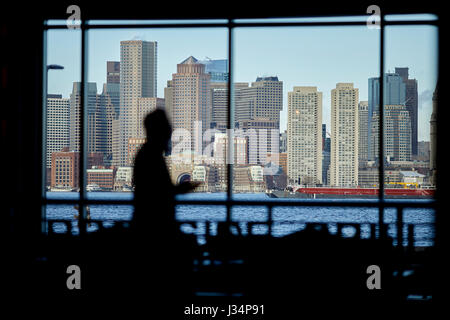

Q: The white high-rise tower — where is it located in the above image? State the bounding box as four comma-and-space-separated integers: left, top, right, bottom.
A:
287, 86, 322, 185
330, 83, 359, 187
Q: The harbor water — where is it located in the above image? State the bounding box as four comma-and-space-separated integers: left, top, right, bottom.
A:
46, 192, 435, 246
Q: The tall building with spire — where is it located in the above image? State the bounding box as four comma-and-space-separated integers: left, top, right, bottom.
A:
330, 83, 359, 187
118, 40, 157, 166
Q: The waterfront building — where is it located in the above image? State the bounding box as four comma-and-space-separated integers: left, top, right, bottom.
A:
114, 166, 133, 190
87, 167, 116, 190
233, 165, 266, 193
50, 149, 80, 189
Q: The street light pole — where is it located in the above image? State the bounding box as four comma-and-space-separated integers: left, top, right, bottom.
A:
42, 63, 64, 234
44, 64, 64, 183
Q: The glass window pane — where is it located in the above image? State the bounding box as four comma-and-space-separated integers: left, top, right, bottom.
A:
232, 26, 380, 199
46, 28, 81, 200
84, 28, 228, 199
384, 25, 438, 198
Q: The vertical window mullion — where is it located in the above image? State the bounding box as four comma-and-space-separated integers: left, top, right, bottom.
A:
226, 21, 234, 223
79, 20, 88, 234
42, 27, 48, 234
378, 14, 385, 235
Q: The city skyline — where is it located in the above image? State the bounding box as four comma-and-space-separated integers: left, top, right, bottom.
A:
46, 25, 438, 141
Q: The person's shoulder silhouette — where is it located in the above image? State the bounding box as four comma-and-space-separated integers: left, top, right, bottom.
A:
131, 109, 200, 233
132, 109, 174, 230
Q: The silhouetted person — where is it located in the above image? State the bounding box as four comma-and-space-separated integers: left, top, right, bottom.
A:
129, 109, 199, 306
132, 109, 199, 234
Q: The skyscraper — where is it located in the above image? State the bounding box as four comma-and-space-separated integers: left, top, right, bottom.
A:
68, 82, 99, 154
395, 67, 418, 156
46, 94, 70, 168
370, 105, 411, 162
107, 61, 120, 84
198, 58, 229, 82
235, 77, 283, 165
164, 80, 173, 124
358, 101, 369, 162
100, 81, 120, 166
100, 62, 121, 166
330, 83, 359, 187
210, 82, 228, 133
170, 56, 211, 156
118, 40, 157, 166
430, 85, 438, 186
287, 86, 322, 185
235, 77, 283, 124
368, 73, 406, 160
136, 97, 165, 138
322, 124, 331, 185
213, 133, 247, 165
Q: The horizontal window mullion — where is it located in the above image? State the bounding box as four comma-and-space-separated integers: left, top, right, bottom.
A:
41, 198, 437, 209
42, 19, 438, 31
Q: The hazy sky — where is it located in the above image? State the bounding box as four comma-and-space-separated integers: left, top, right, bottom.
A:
46, 19, 438, 141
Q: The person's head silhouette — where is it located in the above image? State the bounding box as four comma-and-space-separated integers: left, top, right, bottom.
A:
144, 109, 172, 151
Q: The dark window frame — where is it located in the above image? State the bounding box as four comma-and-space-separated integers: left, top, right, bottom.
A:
42, 15, 439, 247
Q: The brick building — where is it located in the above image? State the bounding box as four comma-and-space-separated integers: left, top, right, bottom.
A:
51, 150, 80, 189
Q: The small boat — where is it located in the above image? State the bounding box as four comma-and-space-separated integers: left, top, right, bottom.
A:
122, 184, 134, 192
86, 184, 102, 192
50, 185, 74, 192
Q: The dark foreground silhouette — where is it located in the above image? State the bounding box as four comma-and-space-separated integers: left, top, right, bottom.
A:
12, 111, 434, 316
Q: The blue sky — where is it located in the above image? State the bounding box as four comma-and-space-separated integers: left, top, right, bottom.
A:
46, 22, 438, 141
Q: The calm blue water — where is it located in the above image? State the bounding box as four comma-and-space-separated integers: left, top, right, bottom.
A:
46, 192, 435, 246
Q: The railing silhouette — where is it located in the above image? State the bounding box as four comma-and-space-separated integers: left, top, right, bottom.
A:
45, 198, 435, 248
